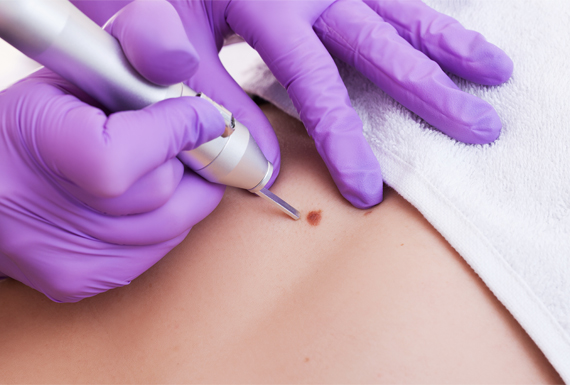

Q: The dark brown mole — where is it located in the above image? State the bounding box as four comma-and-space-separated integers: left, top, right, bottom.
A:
307, 210, 322, 226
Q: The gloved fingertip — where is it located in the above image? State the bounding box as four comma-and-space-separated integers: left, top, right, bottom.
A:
186, 97, 227, 149
456, 36, 514, 86
128, 96, 225, 153
452, 104, 502, 145
487, 51, 514, 86
434, 89, 504, 145
106, 0, 199, 86
340, 175, 384, 209
315, 131, 384, 209
471, 44, 514, 86
141, 44, 199, 86
470, 110, 502, 144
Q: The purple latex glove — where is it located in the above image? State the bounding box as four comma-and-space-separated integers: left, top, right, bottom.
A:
76, 0, 513, 209
0, 2, 226, 302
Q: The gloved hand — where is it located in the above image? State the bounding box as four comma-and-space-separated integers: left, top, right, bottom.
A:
76, 0, 513, 208
0, 2, 226, 302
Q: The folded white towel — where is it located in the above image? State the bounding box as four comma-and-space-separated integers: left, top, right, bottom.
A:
220, 0, 570, 380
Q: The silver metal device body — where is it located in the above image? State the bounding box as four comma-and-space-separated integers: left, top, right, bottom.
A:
0, 0, 272, 192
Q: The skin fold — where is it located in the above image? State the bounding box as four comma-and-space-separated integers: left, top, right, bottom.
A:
0, 105, 561, 383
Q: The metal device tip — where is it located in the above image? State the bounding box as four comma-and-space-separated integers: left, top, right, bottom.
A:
255, 188, 300, 220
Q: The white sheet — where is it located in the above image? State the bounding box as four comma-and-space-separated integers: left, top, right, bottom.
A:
220, 0, 570, 380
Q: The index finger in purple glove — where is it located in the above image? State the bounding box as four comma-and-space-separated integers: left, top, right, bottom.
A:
22, 78, 224, 200
227, 3, 384, 208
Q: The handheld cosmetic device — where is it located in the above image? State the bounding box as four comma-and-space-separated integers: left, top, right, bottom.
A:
0, 0, 300, 220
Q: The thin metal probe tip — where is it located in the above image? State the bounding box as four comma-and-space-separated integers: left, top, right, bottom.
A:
255, 188, 300, 221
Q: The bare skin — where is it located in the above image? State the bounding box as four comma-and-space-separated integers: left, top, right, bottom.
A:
0, 104, 562, 383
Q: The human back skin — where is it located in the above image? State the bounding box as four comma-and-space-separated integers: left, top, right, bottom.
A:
0, 105, 561, 383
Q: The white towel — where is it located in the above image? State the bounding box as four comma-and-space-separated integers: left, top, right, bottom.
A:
220, 0, 570, 380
